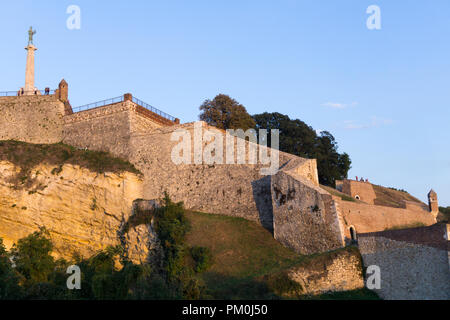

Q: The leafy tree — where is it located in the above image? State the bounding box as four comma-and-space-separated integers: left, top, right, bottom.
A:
153, 194, 206, 299
154, 194, 191, 281
199, 94, 256, 131
10, 227, 56, 287
253, 112, 351, 186
0, 238, 23, 299
253, 112, 317, 157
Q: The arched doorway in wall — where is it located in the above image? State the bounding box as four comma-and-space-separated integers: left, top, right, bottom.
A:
355, 195, 361, 200
349, 226, 357, 242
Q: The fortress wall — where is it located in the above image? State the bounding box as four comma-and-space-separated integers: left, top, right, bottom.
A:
287, 248, 364, 296
405, 200, 429, 212
342, 180, 376, 204
292, 158, 319, 186
62, 101, 133, 158
0, 95, 65, 143
127, 122, 314, 230
358, 224, 450, 300
271, 170, 345, 254
338, 200, 436, 240
129, 108, 164, 134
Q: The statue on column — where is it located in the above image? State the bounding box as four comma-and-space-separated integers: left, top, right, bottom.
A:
28, 27, 36, 45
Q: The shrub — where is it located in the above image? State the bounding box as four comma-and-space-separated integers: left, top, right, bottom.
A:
0, 238, 23, 300
190, 246, 213, 273
154, 193, 191, 280
10, 227, 56, 287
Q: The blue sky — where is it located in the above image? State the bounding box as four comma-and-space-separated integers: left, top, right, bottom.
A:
1, 1, 449, 206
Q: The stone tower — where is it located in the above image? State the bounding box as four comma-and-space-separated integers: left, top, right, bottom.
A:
57, 79, 68, 102
428, 189, 439, 218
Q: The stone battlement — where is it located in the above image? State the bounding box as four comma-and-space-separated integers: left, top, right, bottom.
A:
0, 88, 323, 242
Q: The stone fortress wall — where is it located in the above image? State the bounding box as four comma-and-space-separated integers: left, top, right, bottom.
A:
358, 223, 450, 300
271, 161, 345, 254
127, 122, 317, 232
0, 89, 332, 254
63, 101, 133, 159
0, 84, 441, 256
0, 95, 65, 144
56, 92, 324, 237
336, 179, 377, 204
333, 179, 438, 243
336, 199, 437, 242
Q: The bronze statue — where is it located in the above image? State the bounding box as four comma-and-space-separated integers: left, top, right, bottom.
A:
28, 27, 36, 45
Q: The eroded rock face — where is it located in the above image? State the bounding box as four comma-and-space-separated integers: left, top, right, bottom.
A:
0, 161, 156, 264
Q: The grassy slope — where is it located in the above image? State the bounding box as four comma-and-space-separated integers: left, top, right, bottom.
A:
320, 185, 357, 202
372, 184, 423, 208
185, 211, 379, 300
321, 183, 424, 209
0, 140, 141, 177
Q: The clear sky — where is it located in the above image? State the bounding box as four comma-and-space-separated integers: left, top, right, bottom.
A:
1, 1, 449, 206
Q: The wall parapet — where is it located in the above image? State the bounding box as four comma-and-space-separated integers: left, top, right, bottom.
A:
71, 94, 178, 126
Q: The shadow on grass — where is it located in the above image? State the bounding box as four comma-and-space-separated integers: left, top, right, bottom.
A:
200, 272, 380, 300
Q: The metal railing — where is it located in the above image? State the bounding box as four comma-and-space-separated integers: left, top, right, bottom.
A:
71, 96, 124, 113
0, 89, 56, 96
132, 96, 176, 122
72, 94, 176, 122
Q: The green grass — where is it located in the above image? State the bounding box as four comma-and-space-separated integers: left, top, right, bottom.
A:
185, 211, 303, 278
321, 183, 425, 209
373, 184, 423, 208
185, 211, 379, 300
320, 185, 356, 202
0, 140, 141, 187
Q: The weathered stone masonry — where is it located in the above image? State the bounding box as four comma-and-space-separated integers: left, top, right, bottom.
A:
0, 91, 335, 254
271, 160, 345, 254
0, 95, 65, 144
358, 224, 450, 300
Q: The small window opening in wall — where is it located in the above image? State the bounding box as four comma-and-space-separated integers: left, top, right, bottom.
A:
350, 226, 357, 242
355, 195, 360, 200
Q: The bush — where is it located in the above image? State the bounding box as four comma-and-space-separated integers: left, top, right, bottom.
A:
190, 246, 213, 273
154, 193, 191, 281
0, 238, 23, 300
10, 227, 56, 287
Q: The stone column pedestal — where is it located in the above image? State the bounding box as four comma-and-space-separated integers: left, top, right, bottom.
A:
23, 44, 38, 95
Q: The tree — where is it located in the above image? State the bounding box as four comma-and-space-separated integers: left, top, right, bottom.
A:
199, 94, 256, 131
253, 112, 317, 158
252, 112, 351, 186
0, 238, 23, 299
10, 227, 56, 287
